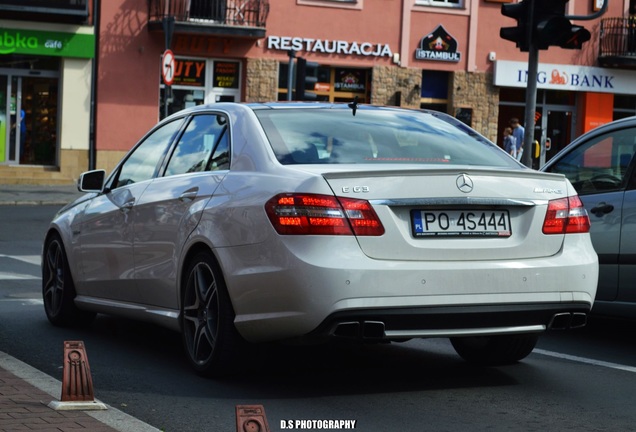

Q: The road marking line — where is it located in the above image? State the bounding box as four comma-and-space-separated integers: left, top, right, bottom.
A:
0, 254, 40, 265
0, 298, 43, 305
534, 349, 636, 374
0, 272, 39, 280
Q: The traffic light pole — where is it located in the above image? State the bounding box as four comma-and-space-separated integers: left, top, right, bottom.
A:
522, 44, 539, 169
287, 50, 295, 101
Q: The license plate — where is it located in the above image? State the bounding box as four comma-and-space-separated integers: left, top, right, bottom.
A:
411, 209, 512, 238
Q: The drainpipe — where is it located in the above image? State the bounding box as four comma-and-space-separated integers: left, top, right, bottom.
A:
89, 0, 100, 171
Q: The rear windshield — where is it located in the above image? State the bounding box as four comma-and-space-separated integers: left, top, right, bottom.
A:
254, 107, 519, 168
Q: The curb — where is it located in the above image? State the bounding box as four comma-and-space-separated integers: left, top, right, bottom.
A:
0, 351, 162, 432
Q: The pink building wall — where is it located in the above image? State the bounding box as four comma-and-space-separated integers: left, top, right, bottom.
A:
95, 0, 628, 156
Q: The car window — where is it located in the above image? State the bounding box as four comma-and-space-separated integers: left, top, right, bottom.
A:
254, 108, 518, 167
114, 119, 183, 189
546, 127, 636, 195
165, 114, 230, 176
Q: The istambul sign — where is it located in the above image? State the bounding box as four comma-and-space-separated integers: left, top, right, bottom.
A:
415, 25, 461, 63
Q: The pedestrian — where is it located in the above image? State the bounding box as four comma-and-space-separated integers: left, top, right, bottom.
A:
503, 127, 516, 158
510, 117, 525, 161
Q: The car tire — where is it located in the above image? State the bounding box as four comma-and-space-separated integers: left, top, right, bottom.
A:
42, 234, 95, 327
181, 250, 243, 377
450, 333, 539, 366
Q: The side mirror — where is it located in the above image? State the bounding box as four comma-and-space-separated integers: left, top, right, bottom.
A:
78, 170, 106, 193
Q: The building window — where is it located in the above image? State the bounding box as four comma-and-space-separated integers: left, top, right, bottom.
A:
415, 0, 463, 8
297, 0, 362, 10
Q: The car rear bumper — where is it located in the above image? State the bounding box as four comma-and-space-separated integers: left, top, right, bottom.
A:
307, 302, 590, 342
219, 234, 598, 342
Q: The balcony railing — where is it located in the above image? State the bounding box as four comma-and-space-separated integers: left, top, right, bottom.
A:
599, 17, 636, 68
0, 0, 89, 23
148, 0, 269, 29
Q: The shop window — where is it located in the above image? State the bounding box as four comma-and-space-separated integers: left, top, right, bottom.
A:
159, 58, 241, 119
277, 64, 368, 102
545, 90, 575, 105
420, 70, 448, 112
421, 71, 448, 99
614, 94, 636, 120
499, 88, 526, 103
0, 54, 60, 70
415, 0, 463, 8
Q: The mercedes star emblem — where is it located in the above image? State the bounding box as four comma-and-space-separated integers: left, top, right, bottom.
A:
456, 173, 474, 193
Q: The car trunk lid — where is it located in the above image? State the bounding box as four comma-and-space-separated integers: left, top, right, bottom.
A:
318, 166, 570, 261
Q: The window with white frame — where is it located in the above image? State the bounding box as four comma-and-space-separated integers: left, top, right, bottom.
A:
415, 0, 463, 8
297, 0, 361, 9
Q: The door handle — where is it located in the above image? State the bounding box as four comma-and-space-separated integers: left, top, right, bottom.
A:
590, 202, 614, 217
120, 199, 135, 212
179, 188, 199, 202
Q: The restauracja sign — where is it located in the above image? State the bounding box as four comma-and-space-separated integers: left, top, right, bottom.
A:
267, 36, 393, 57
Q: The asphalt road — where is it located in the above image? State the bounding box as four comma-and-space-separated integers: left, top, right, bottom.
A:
1, 205, 636, 431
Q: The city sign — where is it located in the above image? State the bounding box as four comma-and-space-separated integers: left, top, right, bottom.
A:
162, 49, 175, 86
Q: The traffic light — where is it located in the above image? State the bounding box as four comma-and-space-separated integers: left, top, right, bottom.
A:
500, 0, 591, 52
533, 0, 591, 50
500, 0, 532, 52
294, 57, 318, 101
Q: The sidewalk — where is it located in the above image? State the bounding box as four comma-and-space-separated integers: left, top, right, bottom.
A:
0, 351, 161, 432
0, 183, 84, 206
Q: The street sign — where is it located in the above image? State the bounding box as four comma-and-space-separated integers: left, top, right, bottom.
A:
162, 49, 175, 86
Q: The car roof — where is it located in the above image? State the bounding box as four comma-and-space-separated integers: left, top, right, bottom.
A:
165, 101, 440, 115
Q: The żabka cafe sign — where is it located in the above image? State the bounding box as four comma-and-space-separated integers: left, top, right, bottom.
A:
0, 28, 94, 58
267, 36, 393, 57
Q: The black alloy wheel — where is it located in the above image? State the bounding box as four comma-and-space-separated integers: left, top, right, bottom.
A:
42, 234, 95, 327
181, 250, 242, 376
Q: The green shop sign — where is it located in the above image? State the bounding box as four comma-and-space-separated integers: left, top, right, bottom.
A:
0, 28, 94, 58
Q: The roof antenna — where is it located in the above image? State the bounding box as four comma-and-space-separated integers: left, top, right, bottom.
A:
348, 96, 359, 116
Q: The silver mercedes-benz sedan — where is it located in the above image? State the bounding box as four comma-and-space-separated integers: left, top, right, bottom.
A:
42, 102, 598, 376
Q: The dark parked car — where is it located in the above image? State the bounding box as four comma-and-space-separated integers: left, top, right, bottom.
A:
542, 116, 636, 319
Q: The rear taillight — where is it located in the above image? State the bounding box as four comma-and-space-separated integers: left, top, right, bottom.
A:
542, 195, 591, 235
265, 193, 385, 236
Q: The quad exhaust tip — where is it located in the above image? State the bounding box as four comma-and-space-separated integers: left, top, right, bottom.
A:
550, 312, 587, 330
332, 321, 386, 339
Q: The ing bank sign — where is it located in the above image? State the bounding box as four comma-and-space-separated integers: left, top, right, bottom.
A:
494, 60, 636, 95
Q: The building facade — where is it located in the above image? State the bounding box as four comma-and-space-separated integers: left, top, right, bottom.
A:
1, 0, 635, 184
0, 0, 95, 184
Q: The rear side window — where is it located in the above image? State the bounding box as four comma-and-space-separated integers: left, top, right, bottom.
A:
164, 114, 229, 176
547, 127, 636, 195
113, 119, 183, 189
254, 107, 517, 168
